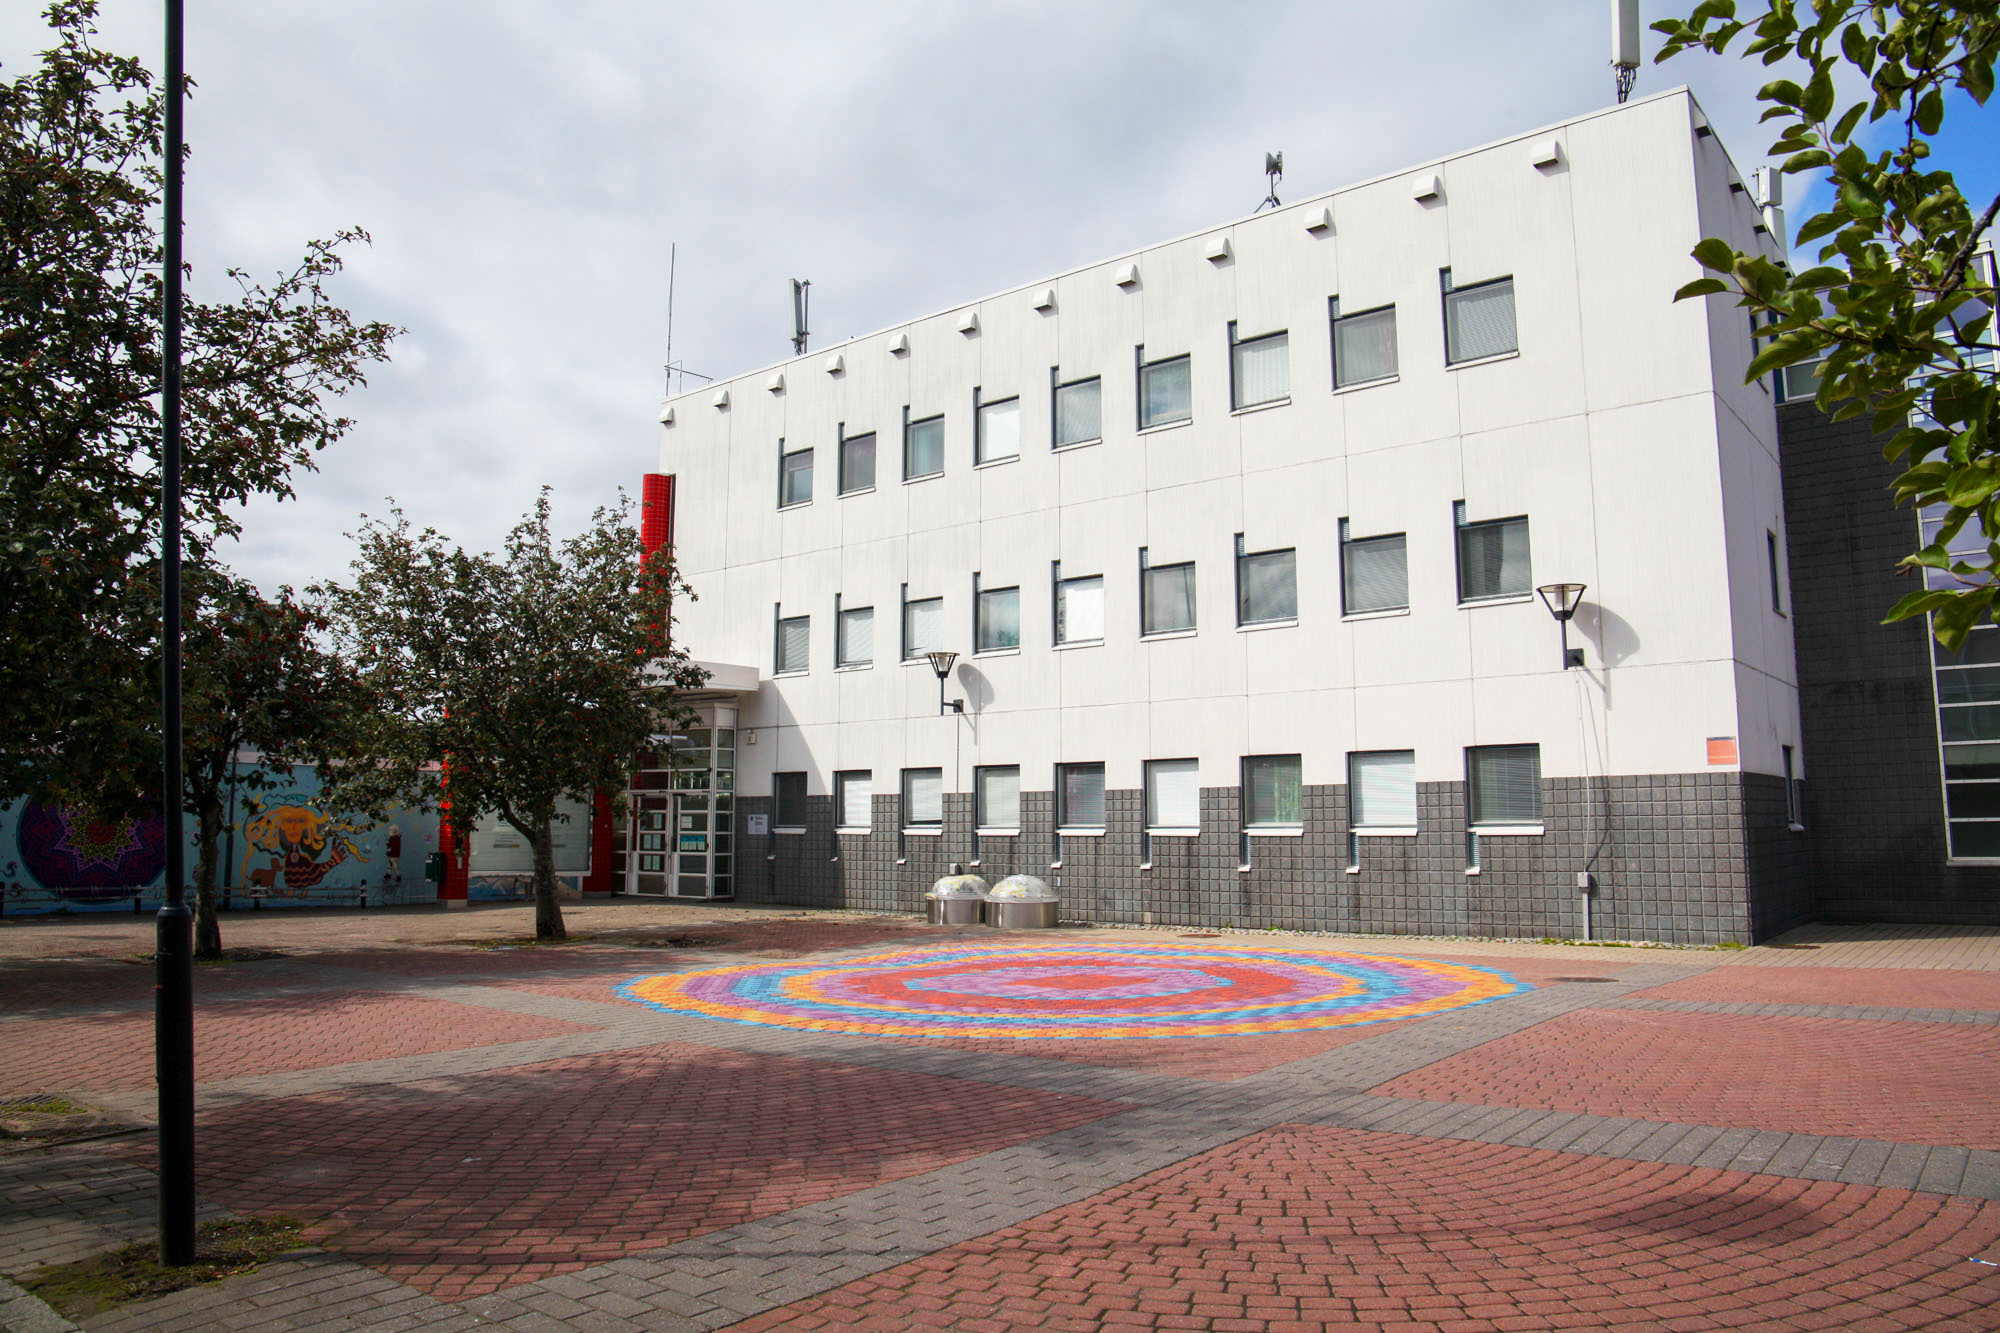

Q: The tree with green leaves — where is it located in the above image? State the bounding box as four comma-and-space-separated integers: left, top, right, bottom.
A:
318, 491, 707, 941
1656, 1, 1998, 647
0, 0, 398, 811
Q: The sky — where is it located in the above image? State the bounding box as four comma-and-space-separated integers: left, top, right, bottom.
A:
3, 1, 1995, 595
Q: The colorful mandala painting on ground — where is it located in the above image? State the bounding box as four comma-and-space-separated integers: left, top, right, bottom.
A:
618, 942, 1526, 1040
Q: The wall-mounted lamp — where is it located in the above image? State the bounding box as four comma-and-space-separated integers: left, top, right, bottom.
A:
1535, 583, 1588, 669
924, 650, 964, 714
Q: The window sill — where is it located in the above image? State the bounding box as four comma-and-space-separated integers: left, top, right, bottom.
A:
1141, 628, 1198, 643
1444, 349, 1520, 372
836, 662, 871, 672
1237, 618, 1298, 634
1138, 417, 1192, 436
771, 668, 809, 679
1246, 827, 1304, 837
976, 827, 1019, 838
1057, 827, 1105, 838
903, 471, 944, 486
902, 826, 942, 837
1355, 827, 1418, 838
1472, 823, 1545, 837
836, 827, 871, 836
1053, 639, 1104, 652
1344, 865, 1361, 875
839, 486, 875, 499
974, 646, 1021, 659
1230, 397, 1289, 417
974, 454, 1020, 471
778, 500, 813, 512
1458, 592, 1534, 609
1146, 828, 1199, 838
902, 655, 943, 667
1343, 606, 1410, 623
1054, 437, 1103, 453
1332, 374, 1399, 396
1464, 866, 1482, 876
1788, 822, 1806, 833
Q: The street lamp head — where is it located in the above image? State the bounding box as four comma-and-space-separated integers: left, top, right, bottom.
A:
924, 649, 959, 681
1535, 582, 1588, 622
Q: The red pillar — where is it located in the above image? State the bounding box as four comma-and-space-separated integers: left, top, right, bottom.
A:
641, 473, 675, 555
437, 760, 469, 906
584, 790, 615, 894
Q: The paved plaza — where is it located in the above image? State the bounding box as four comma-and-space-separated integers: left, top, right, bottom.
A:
2, 901, 1998, 1331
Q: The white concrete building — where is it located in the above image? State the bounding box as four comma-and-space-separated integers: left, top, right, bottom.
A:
645, 87, 1809, 943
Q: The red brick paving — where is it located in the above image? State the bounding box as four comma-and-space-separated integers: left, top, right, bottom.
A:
1375, 1008, 2000, 1149
1635, 964, 2000, 1010
882, 1020, 1421, 1082
1, 991, 594, 1096
124, 1044, 1127, 1301
729, 1124, 2000, 1333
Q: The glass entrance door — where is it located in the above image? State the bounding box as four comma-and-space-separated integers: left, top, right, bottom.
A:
622, 706, 734, 899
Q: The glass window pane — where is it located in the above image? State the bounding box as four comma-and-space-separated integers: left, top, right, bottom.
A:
977, 586, 1020, 652
775, 772, 807, 828
903, 768, 943, 824
776, 615, 809, 673
781, 448, 813, 505
1938, 627, 2000, 666
1139, 355, 1191, 428
838, 606, 873, 665
1056, 378, 1102, 446
840, 432, 875, 493
1143, 562, 1197, 635
906, 415, 944, 478
1446, 278, 1518, 362
1334, 306, 1398, 387
1468, 745, 1541, 825
837, 772, 872, 828
1949, 820, 2000, 857
904, 596, 943, 657
1938, 666, 2000, 704
1232, 332, 1289, 408
1946, 783, 2000, 819
1243, 755, 1302, 827
1146, 759, 1199, 829
1944, 743, 2000, 781
1459, 517, 1531, 600
1057, 575, 1104, 643
1941, 705, 2000, 742
1238, 548, 1297, 623
1059, 763, 1105, 828
977, 397, 1021, 463
1349, 751, 1416, 828
977, 766, 1020, 828
1344, 534, 1408, 613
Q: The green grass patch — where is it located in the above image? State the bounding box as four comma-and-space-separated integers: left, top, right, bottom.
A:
19, 1216, 306, 1319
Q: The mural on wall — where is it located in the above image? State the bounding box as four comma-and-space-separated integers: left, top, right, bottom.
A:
238, 800, 375, 894
12, 801, 167, 902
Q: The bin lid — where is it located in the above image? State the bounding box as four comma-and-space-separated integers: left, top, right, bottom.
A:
988, 874, 1056, 902
926, 873, 990, 900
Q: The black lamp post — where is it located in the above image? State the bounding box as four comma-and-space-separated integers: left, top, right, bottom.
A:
1535, 583, 1588, 669
924, 650, 963, 714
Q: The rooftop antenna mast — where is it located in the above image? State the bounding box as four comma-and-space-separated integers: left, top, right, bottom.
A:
660, 243, 713, 396
1612, 0, 1641, 103
1255, 152, 1283, 212
791, 278, 811, 356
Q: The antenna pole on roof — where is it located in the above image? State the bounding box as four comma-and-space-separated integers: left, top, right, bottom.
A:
1612, 0, 1641, 103
664, 242, 676, 395
1255, 152, 1283, 212
791, 278, 811, 356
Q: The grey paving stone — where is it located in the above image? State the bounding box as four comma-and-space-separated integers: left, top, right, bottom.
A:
0, 1275, 77, 1332
1764, 1134, 1822, 1177
1960, 1151, 2000, 1200
1917, 1146, 1970, 1196
1841, 1138, 1897, 1186
1879, 1142, 1932, 1190
1726, 1129, 1792, 1174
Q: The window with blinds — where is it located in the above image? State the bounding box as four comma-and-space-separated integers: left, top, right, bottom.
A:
836, 771, 872, 830
1057, 763, 1105, 829
1055, 375, 1101, 447
1236, 539, 1297, 625
1242, 755, 1302, 828
977, 395, 1021, 464
1456, 508, 1531, 601
775, 614, 809, 674
1332, 301, 1398, 388
839, 431, 875, 494
902, 595, 943, 659
1341, 521, 1408, 614
779, 444, 813, 507
1142, 560, 1196, 635
904, 413, 944, 479
1443, 271, 1518, 364
1056, 573, 1104, 644
1138, 352, 1191, 429
977, 585, 1020, 652
1467, 744, 1541, 827
774, 772, 807, 829
1348, 751, 1416, 830
1231, 328, 1289, 409
1146, 759, 1199, 831
976, 766, 1020, 830
902, 768, 943, 826
837, 605, 873, 666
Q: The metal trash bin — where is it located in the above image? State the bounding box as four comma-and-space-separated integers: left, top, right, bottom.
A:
926, 871, 989, 926
986, 875, 1059, 929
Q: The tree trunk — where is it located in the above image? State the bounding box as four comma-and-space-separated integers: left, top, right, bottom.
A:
531, 808, 566, 941
193, 798, 223, 960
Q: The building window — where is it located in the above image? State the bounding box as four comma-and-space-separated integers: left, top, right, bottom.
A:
1780, 355, 1826, 402
1928, 506, 2000, 857
902, 590, 943, 660
976, 765, 1020, 831
976, 582, 1020, 652
779, 441, 813, 507
902, 767, 943, 829
774, 612, 809, 675
1242, 755, 1302, 829
774, 771, 807, 830
836, 770, 872, 831
1053, 372, 1102, 447
1767, 530, 1785, 613
1781, 746, 1801, 828
1348, 750, 1416, 831
975, 392, 1021, 464
1456, 504, 1531, 602
1467, 744, 1541, 828
1145, 759, 1199, 833
839, 429, 876, 494
1056, 762, 1105, 831
1055, 567, 1104, 645
1137, 349, 1192, 429
1229, 323, 1289, 409
838, 605, 873, 667
904, 410, 944, 480
1141, 549, 1196, 636
1235, 534, 1297, 625
1341, 520, 1408, 614
1442, 269, 1518, 364
1331, 298, 1398, 388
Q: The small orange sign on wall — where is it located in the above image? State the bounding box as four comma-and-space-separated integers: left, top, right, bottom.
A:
1706, 736, 1739, 766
